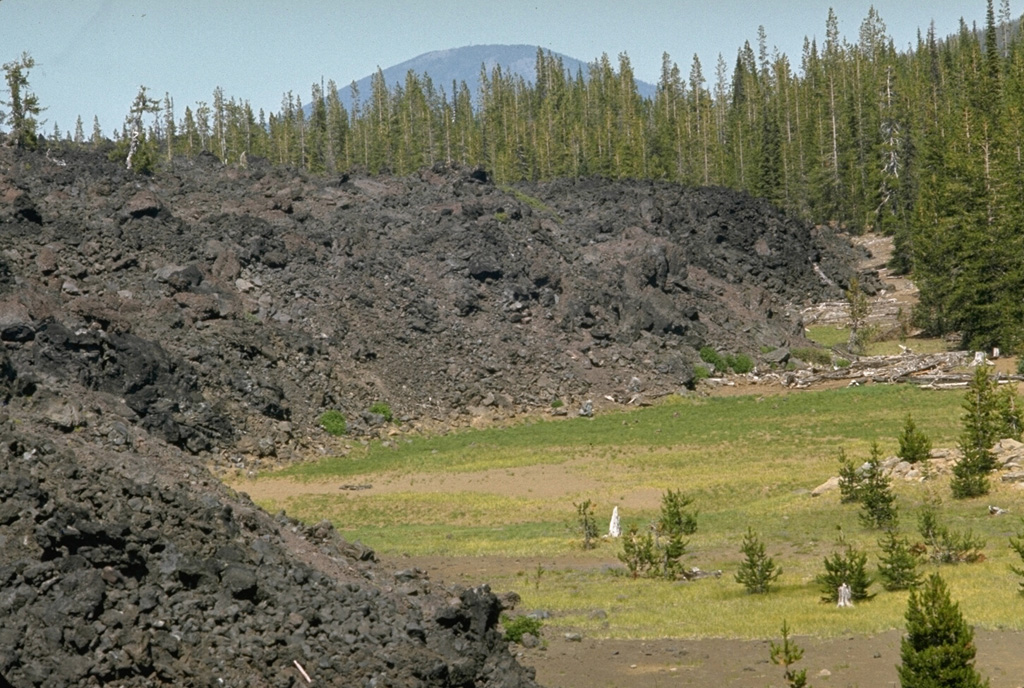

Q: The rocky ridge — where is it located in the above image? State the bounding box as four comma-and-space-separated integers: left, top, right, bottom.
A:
0, 142, 868, 686
1, 145, 867, 467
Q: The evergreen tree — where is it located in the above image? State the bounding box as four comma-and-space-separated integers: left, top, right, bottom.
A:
769, 621, 810, 688
898, 414, 933, 464
1010, 520, 1024, 595
858, 441, 898, 530
735, 527, 781, 594
952, 366, 1000, 499
837, 447, 862, 504
898, 573, 989, 688
877, 526, 922, 591
996, 383, 1023, 441
1, 52, 44, 148
816, 531, 874, 603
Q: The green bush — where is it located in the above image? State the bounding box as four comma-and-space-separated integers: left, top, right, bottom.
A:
550, 399, 564, 409
693, 365, 711, 381
918, 503, 986, 564
699, 346, 726, 372
726, 353, 755, 374
501, 614, 543, 643
791, 347, 833, 367
368, 401, 393, 422
318, 410, 347, 436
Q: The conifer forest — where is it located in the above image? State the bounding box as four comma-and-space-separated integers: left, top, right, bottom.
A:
46, 2, 1024, 353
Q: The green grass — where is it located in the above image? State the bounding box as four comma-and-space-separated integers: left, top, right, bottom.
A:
244, 384, 1024, 640
806, 325, 952, 356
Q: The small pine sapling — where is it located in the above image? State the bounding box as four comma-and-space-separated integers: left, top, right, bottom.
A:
857, 442, 899, 530
655, 489, 697, 579
658, 489, 698, 537
618, 524, 656, 579
897, 414, 932, 464
836, 447, 862, 504
952, 366, 1000, 499
816, 531, 874, 603
574, 499, 598, 550
997, 383, 1024, 441
1010, 520, 1024, 595
877, 527, 922, 591
735, 527, 782, 594
769, 621, 810, 688
917, 501, 986, 564
898, 573, 988, 688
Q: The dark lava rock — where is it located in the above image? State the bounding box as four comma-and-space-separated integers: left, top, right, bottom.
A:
0, 142, 868, 687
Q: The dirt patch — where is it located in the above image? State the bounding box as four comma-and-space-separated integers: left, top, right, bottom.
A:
518, 629, 1024, 688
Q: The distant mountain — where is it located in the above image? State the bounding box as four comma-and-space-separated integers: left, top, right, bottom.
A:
330, 44, 657, 112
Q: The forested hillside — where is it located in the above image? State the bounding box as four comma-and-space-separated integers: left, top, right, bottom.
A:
12, 2, 1024, 352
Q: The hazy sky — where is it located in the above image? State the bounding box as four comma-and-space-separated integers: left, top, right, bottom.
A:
0, 1, 992, 136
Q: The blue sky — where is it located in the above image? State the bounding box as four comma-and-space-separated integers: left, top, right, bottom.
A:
0, 1, 991, 136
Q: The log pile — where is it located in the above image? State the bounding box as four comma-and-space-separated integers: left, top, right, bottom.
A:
753, 351, 1023, 389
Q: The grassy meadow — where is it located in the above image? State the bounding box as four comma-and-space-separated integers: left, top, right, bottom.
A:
243, 383, 1024, 640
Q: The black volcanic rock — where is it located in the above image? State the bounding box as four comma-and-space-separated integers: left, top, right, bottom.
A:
0, 142, 868, 686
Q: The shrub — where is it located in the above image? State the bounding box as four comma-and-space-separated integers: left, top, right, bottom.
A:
897, 414, 932, 464
791, 346, 832, 367
735, 528, 781, 594
726, 353, 755, 374
368, 401, 393, 422
318, 410, 347, 436
835, 358, 851, 368
501, 614, 543, 643
699, 346, 726, 372
692, 365, 711, 382
550, 399, 564, 409
917, 501, 986, 564
898, 573, 988, 688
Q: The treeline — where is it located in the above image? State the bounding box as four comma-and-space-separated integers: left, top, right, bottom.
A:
24, 2, 1024, 351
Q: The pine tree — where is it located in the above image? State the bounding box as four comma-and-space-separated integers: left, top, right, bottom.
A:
769, 621, 810, 688
837, 447, 862, 504
817, 531, 874, 603
898, 573, 989, 688
877, 527, 922, 591
1010, 520, 1024, 595
898, 414, 933, 464
1, 52, 44, 149
735, 527, 781, 594
858, 442, 898, 529
996, 383, 1023, 441
952, 366, 1000, 498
